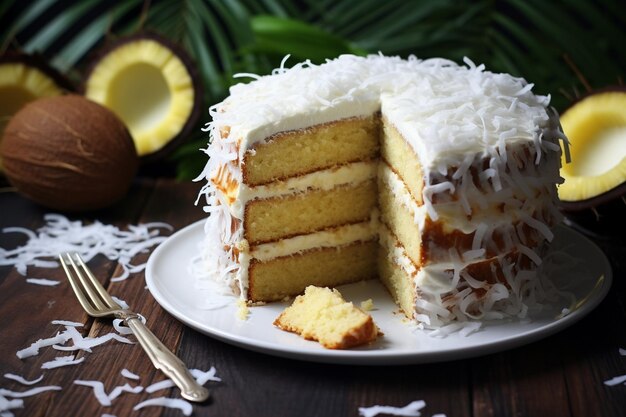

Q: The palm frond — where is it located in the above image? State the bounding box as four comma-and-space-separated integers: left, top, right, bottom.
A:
1, 0, 623, 179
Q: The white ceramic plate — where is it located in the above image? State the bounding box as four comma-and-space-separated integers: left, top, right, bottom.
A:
145, 221, 612, 365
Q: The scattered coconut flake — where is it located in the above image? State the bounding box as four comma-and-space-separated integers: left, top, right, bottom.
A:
16, 332, 71, 359
112, 314, 146, 335
604, 374, 626, 386
191, 367, 221, 384
145, 379, 175, 394
25, 278, 60, 286
0, 386, 62, 398
54, 332, 133, 352
359, 400, 426, 417
50, 320, 83, 327
121, 369, 140, 380
0, 396, 23, 413
41, 355, 85, 369
73, 380, 111, 406
133, 397, 193, 416
111, 296, 129, 310
3, 374, 44, 386
459, 322, 483, 337
146, 367, 220, 394
107, 383, 143, 401
619, 348, 626, 356
426, 321, 483, 338
0, 214, 172, 281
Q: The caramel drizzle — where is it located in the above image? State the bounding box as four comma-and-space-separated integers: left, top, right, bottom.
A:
210, 164, 239, 205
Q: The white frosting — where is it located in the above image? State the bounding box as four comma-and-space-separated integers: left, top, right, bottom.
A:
229, 161, 377, 218
195, 54, 568, 326
251, 216, 378, 262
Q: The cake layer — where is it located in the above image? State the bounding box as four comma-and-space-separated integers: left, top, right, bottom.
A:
250, 218, 378, 261
379, 178, 423, 266
244, 179, 377, 244
377, 224, 537, 324
381, 117, 424, 204
248, 240, 378, 302
379, 161, 552, 263
243, 115, 380, 186
377, 245, 416, 319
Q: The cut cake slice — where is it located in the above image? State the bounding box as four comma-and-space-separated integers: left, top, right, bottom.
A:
273, 285, 379, 349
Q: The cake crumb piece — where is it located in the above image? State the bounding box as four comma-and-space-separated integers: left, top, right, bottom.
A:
360, 299, 374, 311
236, 299, 249, 320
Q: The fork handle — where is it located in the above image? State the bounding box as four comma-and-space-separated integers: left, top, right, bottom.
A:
125, 316, 210, 402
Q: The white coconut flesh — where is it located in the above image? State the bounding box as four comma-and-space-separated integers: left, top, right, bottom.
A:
571, 126, 626, 177
84, 39, 195, 156
559, 92, 626, 202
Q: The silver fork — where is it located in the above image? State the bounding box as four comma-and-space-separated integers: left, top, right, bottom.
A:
59, 252, 209, 402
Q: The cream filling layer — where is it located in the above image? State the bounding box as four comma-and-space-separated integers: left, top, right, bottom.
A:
228, 160, 378, 218
250, 212, 379, 262
379, 162, 549, 235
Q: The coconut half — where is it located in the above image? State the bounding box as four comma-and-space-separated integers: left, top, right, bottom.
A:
0, 95, 138, 211
558, 89, 626, 211
83, 33, 202, 162
0, 52, 73, 170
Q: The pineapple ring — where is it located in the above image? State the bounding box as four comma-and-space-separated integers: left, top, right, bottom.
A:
558, 91, 626, 203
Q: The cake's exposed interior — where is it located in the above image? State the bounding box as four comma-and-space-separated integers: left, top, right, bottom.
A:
196, 55, 567, 329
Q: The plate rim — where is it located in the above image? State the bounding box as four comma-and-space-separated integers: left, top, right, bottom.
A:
145, 220, 613, 365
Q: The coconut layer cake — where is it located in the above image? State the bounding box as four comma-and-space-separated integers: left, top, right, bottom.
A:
195, 54, 568, 328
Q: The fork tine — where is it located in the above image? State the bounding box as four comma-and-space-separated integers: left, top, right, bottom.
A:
65, 253, 111, 311
59, 254, 100, 316
72, 253, 121, 310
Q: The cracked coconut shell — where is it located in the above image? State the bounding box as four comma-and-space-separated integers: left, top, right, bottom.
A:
558, 88, 626, 212
0, 95, 138, 211
83, 33, 202, 163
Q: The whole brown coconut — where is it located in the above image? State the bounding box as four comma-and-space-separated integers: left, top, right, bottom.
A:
0, 95, 138, 211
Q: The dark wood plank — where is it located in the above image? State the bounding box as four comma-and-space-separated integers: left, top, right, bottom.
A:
0, 179, 154, 417
561, 271, 626, 417
471, 338, 572, 416
2, 177, 625, 417
174, 328, 472, 417
30, 179, 207, 417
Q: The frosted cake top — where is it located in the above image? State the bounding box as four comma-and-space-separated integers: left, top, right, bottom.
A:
204, 54, 557, 170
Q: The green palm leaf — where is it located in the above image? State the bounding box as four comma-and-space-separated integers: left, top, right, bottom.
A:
1, 0, 623, 179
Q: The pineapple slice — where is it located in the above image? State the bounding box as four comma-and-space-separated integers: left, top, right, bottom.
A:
558, 90, 626, 209
84, 34, 201, 161
0, 53, 71, 170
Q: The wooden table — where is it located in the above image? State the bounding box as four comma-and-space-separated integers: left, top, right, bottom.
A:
1, 178, 625, 417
